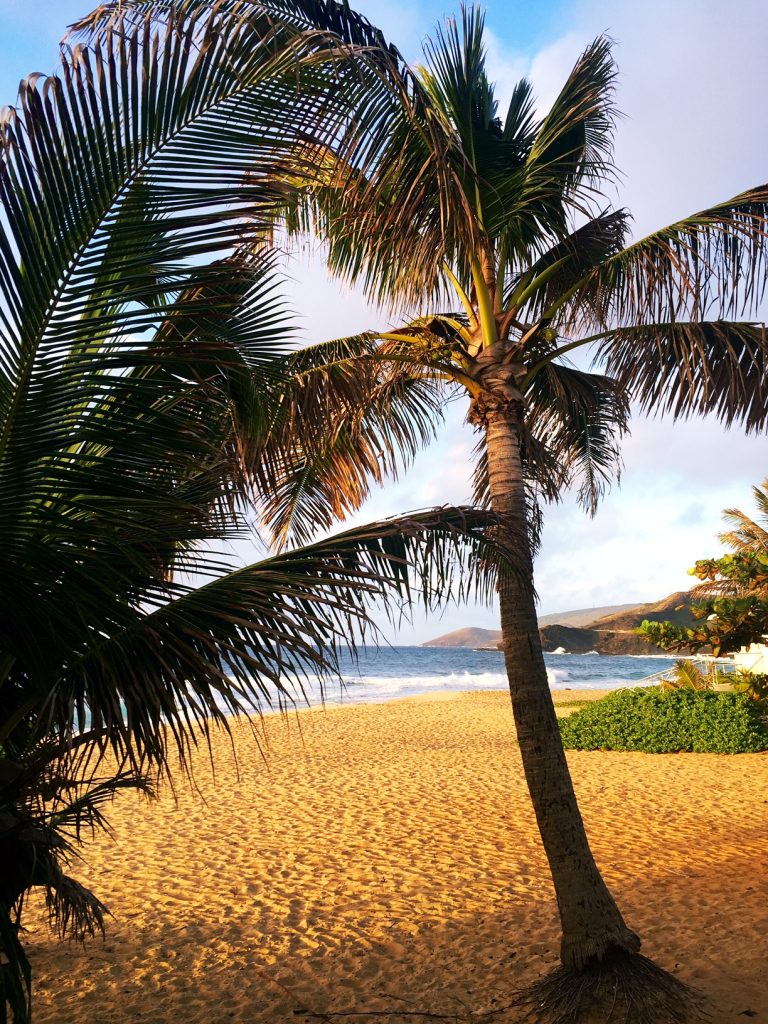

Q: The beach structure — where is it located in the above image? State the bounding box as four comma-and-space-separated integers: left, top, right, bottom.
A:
734, 641, 768, 674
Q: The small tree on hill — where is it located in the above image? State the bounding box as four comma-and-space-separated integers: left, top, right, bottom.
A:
641, 483, 768, 659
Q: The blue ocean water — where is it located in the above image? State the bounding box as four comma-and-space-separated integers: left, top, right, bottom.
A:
277, 645, 675, 707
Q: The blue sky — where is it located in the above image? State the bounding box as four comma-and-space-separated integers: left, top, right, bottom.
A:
3, 1, 767, 643
0, 0, 568, 96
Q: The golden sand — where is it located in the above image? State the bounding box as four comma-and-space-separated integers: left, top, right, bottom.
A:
25, 690, 768, 1023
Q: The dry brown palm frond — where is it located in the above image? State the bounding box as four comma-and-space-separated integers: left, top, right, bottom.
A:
521, 951, 701, 1024
591, 320, 768, 433
558, 186, 768, 335
250, 334, 451, 547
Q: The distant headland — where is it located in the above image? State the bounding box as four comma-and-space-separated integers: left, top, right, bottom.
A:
422, 593, 695, 655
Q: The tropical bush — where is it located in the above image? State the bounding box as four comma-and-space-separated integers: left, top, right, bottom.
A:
731, 670, 768, 702
559, 688, 768, 754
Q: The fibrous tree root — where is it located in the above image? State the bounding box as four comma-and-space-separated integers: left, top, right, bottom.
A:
519, 951, 705, 1024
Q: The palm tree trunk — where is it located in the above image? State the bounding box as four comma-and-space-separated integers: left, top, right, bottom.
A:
481, 395, 641, 971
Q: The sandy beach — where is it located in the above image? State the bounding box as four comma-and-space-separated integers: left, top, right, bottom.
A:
25, 690, 768, 1023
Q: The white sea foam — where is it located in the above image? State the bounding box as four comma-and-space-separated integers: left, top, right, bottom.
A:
337, 670, 510, 701
233, 667, 649, 709
223, 649, 671, 711
546, 668, 571, 686
626, 653, 678, 659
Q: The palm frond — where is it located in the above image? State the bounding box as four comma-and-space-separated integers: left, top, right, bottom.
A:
526, 36, 618, 208
524, 362, 629, 513
720, 480, 768, 552
593, 320, 768, 432
562, 187, 768, 330
251, 14, 483, 309
508, 209, 630, 319
71, 0, 402, 58
44, 873, 109, 944
660, 659, 710, 691
53, 506, 513, 772
292, 111, 469, 310
420, 6, 492, 150
0, 3, 436, 700
503, 79, 537, 146
0, 910, 31, 1024
0, 0, 408, 446
250, 333, 449, 546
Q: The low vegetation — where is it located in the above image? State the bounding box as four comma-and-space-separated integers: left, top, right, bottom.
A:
559, 688, 768, 754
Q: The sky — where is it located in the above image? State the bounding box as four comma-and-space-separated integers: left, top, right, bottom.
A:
2, 0, 767, 643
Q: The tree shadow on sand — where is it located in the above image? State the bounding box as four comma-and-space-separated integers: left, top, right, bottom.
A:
25, 862, 765, 1024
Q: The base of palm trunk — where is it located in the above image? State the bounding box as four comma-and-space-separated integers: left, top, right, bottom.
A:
520, 950, 701, 1024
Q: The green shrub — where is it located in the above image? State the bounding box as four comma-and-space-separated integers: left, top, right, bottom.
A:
731, 671, 768, 702
558, 687, 768, 754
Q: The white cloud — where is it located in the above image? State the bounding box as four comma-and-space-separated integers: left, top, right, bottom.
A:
526, 32, 593, 114
482, 28, 530, 114
573, 0, 768, 235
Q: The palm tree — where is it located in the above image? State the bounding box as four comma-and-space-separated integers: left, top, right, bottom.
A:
0, 706, 152, 1024
75, 3, 768, 1019
659, 660, 712, 691
0, 6, 508, 1019
720, 480, 768, 553
241, 9, 768, 1019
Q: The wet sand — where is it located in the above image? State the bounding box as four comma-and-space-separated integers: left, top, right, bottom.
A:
25, 689, 768, 1023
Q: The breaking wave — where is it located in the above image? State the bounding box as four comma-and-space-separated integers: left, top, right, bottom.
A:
231, 647, 673, 710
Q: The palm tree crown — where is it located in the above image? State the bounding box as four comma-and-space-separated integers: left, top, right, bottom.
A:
721, 480, 768, 553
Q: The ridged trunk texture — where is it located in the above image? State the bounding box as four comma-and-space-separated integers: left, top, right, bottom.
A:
482, 396, 641, 970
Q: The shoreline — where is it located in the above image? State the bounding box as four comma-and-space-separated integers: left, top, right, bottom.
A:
25, 689, 768, 1024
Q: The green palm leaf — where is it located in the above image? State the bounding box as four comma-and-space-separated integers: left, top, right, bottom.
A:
526, 362, 629, 513
0, 2, 437, 701
527, 36, 618, 194
591, 320, 768, 431
56, 506, 511, 771
720, 480, 768, 553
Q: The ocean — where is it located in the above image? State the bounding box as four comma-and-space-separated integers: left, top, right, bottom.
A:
280, 645, 676, 707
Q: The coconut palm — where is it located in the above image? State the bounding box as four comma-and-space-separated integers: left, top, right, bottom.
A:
0, 6, 509, 1019
721, 480, 768, 553
74, 3, 768, 1020
245, 10, 768, 1019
